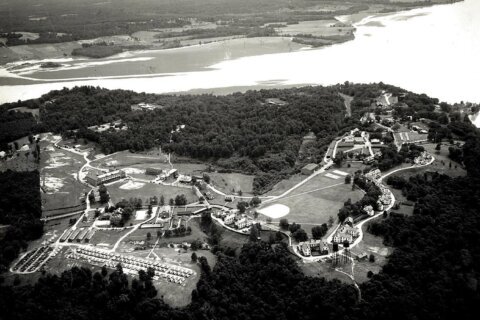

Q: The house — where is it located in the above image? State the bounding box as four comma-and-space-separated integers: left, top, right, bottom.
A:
234, 218, 253, 229
363, 156, 375, 164
145, 167, 163, 175
364, 205, 375, 216
301, 243, 311, 257
86, 169, 126, 186
224, 213, 236, 225
345, 216, 354, 227
332, 232, 353, 244
301, 163, 318, 175
178, 175, 192, 183
370, 138, 381, 144
357, 252, 368, 261
225, 195, 235, 202
365, 169, 381, 180
340, 225, 359, 237
265, 98, 288, 106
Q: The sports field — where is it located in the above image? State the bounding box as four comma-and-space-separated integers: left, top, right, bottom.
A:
263, 166, 364, 236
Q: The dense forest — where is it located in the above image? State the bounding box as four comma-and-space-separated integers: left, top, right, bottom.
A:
3, 85, 359, 193
0, 170, 43, 273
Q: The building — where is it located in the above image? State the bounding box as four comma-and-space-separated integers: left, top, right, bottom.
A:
178, 175, 192, 183
225, 195, 235, 202
370, 138, 381, 144
301, 163, 318, 175
224, 213, 236, 225
332, 232, 353, 244
85, 230, 96, 243
339, 225, 359, 238
60, 230, 73, 242
68, 228, 82, 242
301, 243, 311, 256
77, 228, 89, 242
145, 167, 163, 175
364, 205, 375, 216
356, 252, 368, 261
234, 218, 253, 229
86, 169, 126, 186
345, 216, 354, 227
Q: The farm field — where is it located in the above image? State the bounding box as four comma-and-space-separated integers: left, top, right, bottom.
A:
107, 180, 197, 204
209, 172, 255, 196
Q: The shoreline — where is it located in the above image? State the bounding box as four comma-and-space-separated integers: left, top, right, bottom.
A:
0, 2, 451, 68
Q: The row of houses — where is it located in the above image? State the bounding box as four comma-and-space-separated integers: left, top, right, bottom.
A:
60, 228, 96, 243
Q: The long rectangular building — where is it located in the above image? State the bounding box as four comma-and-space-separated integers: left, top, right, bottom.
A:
86, 169, 126, 186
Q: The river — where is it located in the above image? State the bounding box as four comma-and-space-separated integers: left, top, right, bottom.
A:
0, 0, 479, 105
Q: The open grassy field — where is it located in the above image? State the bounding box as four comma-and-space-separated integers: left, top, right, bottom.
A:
89, 229, 132, 249
396, 143, 466, 179
264, 167, 364, 236
266, 173, 305, 197
299, 261, 352, 284
107, 180, 196, 205
209, 172, 255, 196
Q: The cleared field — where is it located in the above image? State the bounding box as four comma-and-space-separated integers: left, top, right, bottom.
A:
91, 150, 207, 175
265, 174, 305, 197
89, 228, 132, 248
300, 261, 352, 284
351, 223, 393, 284
108, 180, 196, 204
264, 170, 364, 236
38, 134, 89, 212
398, 143, 466, 178
209, 172, 255, 195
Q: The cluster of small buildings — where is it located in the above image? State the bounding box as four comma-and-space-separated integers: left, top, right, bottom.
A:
214, 209, 254, 230
88, 120, 127, 133
11, 245, 59, 273
86, 169, 126, 186
298, 239, 329, 257
364, 169, 393, 213
60, 227, 96, 243
68, 247, 195, 286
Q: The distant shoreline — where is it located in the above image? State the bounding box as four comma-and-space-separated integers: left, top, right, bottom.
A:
0, 2, 458, 67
